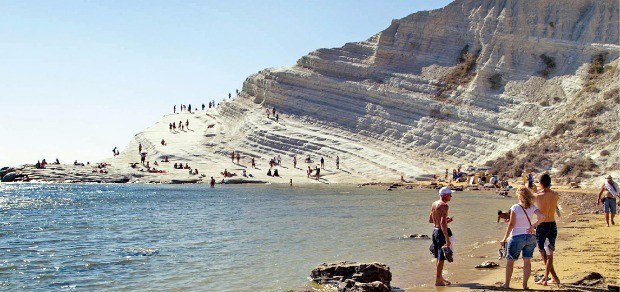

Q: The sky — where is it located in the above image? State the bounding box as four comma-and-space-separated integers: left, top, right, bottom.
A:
0, 0, 453, 167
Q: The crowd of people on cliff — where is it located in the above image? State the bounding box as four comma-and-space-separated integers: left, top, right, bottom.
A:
172, 91, 241, 115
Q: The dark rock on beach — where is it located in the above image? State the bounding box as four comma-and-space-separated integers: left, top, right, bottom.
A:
1, 171, 26, 182
339, 279, 390, 292
311, 261, 391, 292
475, 261, 500, 269
570, 272, 605, 286
408, 234, 430, 239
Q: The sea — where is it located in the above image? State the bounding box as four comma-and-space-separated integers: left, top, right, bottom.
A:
0, 183, 514, 291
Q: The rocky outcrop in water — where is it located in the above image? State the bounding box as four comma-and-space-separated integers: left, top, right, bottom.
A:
311, 262, 391, 292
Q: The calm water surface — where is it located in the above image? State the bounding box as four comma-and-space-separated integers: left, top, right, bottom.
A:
0, 183, 513, 291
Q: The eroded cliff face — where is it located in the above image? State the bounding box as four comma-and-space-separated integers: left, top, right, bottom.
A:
237, 0, 619, 178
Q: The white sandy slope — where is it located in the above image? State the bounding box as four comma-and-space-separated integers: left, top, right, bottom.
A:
103, 97, 445, 185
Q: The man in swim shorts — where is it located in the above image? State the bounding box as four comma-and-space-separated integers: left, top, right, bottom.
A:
534, 173, 560, 286
429, 187, 454, 286
597, 175, 619, 226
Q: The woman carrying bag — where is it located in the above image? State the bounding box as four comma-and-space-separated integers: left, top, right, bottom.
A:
500, 187, 546, 290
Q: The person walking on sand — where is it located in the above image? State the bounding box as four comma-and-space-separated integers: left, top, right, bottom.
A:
320, 157, 324, 168
174, 105, 176, 113
251, 157, 256, 168
500, 187, 546, 290
534, 173, 561, 286
429, 187, 454, 286
236, 153, 240, 164
336, 156, 340, 169
138, 143, 142, 154
597, 175, 619, 226
231, 151, 235, 163
186, 119, 189, 130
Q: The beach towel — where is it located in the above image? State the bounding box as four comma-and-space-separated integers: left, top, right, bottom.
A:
605, 181, 619, 197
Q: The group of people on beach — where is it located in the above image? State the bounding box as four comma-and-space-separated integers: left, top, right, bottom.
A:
430, 174, 561, 288
432, 173, 619, 289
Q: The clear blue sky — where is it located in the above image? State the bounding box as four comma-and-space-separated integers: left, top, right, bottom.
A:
0, 0, 452, 166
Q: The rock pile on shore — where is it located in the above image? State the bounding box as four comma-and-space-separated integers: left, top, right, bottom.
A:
310, 261, 391, 292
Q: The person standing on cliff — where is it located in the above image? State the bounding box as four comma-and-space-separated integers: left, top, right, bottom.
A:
534, 173, 561, 286
429, 187, 454, 286
597, 175, 619, 226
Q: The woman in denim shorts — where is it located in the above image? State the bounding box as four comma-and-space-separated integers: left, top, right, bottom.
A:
500, 187, 546, 290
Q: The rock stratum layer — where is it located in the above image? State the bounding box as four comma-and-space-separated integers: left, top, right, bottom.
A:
11, 0, 618, 185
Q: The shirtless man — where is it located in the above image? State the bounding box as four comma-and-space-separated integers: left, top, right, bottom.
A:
597, 175, 619, 226
429, 187, 454, 286
534, 173, 560, 286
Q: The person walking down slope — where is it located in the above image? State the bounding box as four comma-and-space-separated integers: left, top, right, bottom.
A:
598, 175, 619, 226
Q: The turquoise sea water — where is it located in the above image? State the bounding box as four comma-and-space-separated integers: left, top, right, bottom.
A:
0, 183, 512, 291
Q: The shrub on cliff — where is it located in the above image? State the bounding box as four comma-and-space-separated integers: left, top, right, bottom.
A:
588, 53, 607, 76
560, 157, 596, 177
538, 54, 556, 77
489, 73, 503, 90
437, 45, 479, 99
581, 101, 605, 118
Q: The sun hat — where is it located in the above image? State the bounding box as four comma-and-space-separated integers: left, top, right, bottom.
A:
439, 187, 453, 197
606, 175, 613, 180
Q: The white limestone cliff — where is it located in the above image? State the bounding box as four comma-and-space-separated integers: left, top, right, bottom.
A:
108, 0, 619, 184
